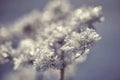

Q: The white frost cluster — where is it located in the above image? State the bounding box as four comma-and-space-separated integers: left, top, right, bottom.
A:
0, 0, 103, 71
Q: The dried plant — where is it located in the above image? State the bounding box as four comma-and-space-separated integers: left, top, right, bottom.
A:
0, 0, 104, 80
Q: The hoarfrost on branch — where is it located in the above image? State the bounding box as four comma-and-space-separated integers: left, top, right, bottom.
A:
0, 0, 103, 72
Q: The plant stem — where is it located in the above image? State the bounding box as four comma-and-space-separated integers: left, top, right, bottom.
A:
60, 50, 65, 80
60, 63, 65, 80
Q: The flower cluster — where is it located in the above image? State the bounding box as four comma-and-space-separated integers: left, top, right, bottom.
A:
0, 0, 103, 71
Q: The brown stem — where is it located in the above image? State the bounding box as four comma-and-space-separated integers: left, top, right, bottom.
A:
60, 50, 65, 80
60, 64, 65, 80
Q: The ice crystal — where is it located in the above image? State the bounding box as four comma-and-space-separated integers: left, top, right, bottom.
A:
0, 0, 103, 72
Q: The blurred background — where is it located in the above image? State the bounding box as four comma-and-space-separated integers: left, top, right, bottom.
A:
0, 0, 120, 80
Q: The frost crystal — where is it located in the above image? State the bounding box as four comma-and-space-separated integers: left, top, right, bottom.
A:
0, 0, 103, 71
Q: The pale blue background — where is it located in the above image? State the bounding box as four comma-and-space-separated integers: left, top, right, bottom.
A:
0, 0, 120, 80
